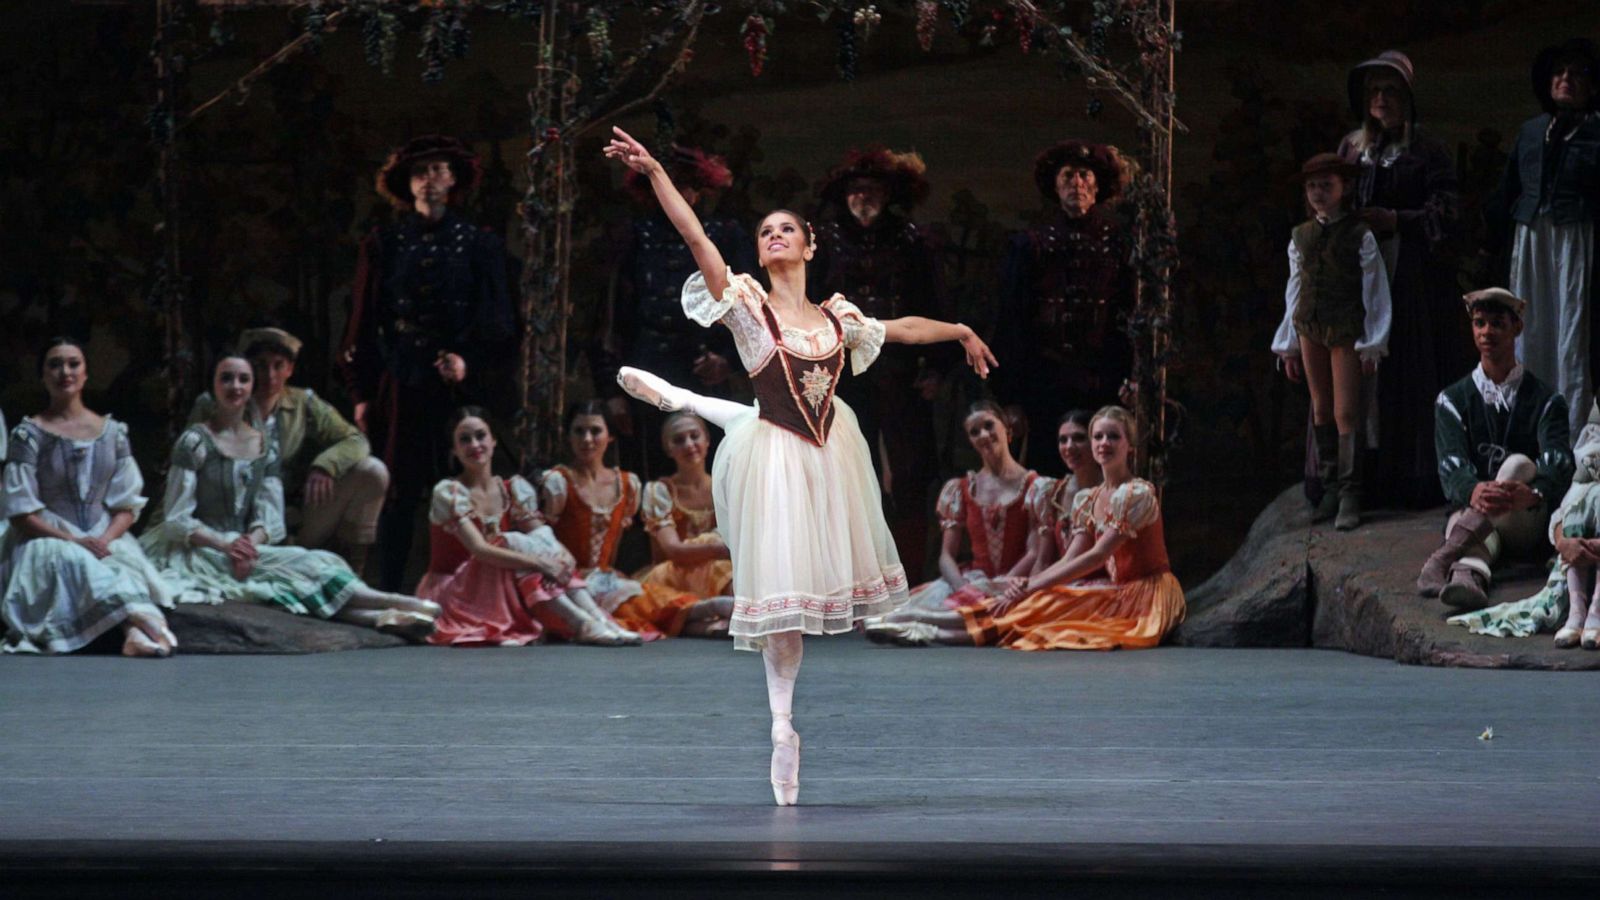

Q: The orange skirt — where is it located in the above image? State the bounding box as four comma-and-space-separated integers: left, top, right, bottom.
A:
959, 572, 1185, 651
614, 551, 733, 637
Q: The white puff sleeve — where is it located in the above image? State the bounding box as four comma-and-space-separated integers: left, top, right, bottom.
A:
429, 479, 473, 527
822, 296, 887, 375
622, 471, 642, 527
1026, 475, 1059, 537
935, 477, 965, 530
1354, 229, 1393, 363
538, 468, 569, 524
1271, 239, 1302, 358
641, 479, 675, 533
1105, 479, 1161, 537
1, 423, 43, 520
508, 475, 544, 531
250, 453, 289, 545
156, 428, 210, 543
103, 420, 148, 515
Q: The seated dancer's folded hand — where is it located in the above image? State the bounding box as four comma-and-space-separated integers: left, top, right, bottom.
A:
958, 326, 999, 379
991, 576, 1031, 615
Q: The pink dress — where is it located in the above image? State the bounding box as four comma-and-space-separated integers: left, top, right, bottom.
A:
419, 476, 573, 647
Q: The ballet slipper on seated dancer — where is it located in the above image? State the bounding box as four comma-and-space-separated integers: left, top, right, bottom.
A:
121, 611, 178, 658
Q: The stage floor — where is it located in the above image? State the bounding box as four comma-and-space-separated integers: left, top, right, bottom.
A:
2, 640, 1597, 895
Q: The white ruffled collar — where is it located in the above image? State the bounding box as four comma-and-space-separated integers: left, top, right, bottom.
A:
1472, 362, 1524, 413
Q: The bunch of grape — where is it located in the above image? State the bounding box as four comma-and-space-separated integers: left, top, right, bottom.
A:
915, 0, 938, 51
837, 18, 857, 81
741, 14, 769, 77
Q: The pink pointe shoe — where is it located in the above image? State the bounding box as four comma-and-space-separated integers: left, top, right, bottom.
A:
771, 714, 800, 807
617, 367, 687, 412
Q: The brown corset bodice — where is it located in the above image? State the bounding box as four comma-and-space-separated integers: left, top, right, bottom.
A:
749, 303, 846, 447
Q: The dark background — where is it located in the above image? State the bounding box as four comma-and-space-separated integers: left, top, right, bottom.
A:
0, 0, 1587, 582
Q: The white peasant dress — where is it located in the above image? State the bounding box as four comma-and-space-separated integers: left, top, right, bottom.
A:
682, 269, 908, 650
1, 417, 171, 653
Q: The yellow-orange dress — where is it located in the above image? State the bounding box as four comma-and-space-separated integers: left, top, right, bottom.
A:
615, 478, 733, 636
959, 479, 1184, 651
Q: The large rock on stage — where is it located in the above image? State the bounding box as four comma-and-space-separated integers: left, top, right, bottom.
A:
1176, 486, 1599, 670
165, 601, 408, 654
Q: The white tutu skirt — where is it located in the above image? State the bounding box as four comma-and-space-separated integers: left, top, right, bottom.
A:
713, 397, 908, 651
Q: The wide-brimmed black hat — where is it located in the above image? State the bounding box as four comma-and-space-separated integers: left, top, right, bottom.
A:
1033, 140, 1127, 204
1532, 38, 1600, 114
1347, 50, 1416, 122
817, 145, 931, 210
375, 135, 482, 211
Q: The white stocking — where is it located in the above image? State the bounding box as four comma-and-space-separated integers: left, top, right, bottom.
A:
1565, 566, 1592, 633
763, 631, 803, 803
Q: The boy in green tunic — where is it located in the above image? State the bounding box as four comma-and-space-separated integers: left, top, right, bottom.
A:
1418, 288, 1573, 608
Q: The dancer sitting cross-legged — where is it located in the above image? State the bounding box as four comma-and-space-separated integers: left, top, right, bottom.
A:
894, 400, 1038, 612
1, 338, 176, 657
1026, 410, 1105, 580
867, 406, 1184, 651
613, 412, 737, 638
604, 125, 998, 805
538, 401, 650, 644
141, 352, 440, 639
418, 407, 639, 647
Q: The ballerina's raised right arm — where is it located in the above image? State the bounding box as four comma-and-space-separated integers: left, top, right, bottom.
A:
605, 127, 729, 300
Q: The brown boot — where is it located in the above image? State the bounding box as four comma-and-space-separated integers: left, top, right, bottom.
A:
1416, 509, 1493, 597
1334, 433, 1362, 531
1439, 558, 1492, 610
1310, 424, 1339, 522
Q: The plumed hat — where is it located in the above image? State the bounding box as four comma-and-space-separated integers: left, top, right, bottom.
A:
818, 145, 931, 210
1463, 287, 1527, 321
376, 135, 482, 211
1347, 50, 1417, 121
1532, 38, 1600, 114
1033, 140, 1127, 204
625, 144, 734, 205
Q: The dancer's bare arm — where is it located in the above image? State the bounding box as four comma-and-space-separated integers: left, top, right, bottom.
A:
882, 317, 998, 379
605, 127, 729, 298
993, 530, 1127, 614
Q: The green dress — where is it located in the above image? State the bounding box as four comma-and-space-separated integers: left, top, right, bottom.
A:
140, 425, 357, 616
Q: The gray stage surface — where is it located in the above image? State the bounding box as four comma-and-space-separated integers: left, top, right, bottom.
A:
2, 641, 1598, 894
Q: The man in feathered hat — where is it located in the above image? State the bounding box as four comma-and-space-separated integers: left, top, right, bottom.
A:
1486, 37, 1600, 435
992, 139, 1133, 477
810, 145, 946, 576
596, 143, 756, 478
339, 134, 515, 590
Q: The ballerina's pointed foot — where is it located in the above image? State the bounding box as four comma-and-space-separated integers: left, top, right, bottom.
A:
617, 367, 687, 413
771, 715, 800, 807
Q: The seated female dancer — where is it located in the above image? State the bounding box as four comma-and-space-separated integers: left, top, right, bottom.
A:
1026, 410, 1104, 577
898, 401, 1039, 611
1, 338, 176, 657
418, 407, 638, 647
538, 401, 650, 643
605, 125, 997, 804
867, 406, 1184, 650
614, 412, 737, 638
141, 352, 440, 638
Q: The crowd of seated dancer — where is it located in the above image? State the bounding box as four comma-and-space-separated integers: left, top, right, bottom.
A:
1, 327, 1186, 656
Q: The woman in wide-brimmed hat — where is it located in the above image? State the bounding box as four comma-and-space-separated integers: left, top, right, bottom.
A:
1486, 37, 1600, 435
1335, 50, 1467, 511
